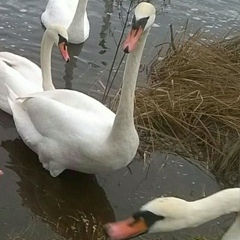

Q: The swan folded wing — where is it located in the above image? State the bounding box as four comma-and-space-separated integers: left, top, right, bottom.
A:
0, 52, 42, 84
16, 95, 114, 147
0, 61, 42, 114
0, 55, 42, 100
18, 89, 115, 118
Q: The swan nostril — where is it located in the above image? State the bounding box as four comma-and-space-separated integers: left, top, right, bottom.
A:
103, 224, 113, 239
103, 223, 110, 232
124, 46, 130, 54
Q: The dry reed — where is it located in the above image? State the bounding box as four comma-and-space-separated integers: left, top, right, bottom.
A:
134, 27, 240, 186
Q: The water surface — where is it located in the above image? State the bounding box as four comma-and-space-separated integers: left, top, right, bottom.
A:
0, 0, 240, 239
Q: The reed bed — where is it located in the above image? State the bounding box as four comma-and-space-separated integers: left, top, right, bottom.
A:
134, 27, 240, 185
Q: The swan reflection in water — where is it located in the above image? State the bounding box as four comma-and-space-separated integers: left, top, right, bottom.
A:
63, 43, 83, 90
2, 138, 114, 239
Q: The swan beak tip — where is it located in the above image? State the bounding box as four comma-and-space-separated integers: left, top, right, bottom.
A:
123, 46, 130, 54
58, 42, 70, 63
104, 217, 147, 240
123, 28, 143, 53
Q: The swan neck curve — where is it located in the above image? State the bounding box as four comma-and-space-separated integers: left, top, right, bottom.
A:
222, 213, 240, 240
109, 29, 150, 140
40, 30, 55, 90
187, 188, 240, 239
68, 0, 88, 31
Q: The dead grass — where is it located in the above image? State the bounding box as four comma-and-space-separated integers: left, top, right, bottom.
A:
133, 26, 240, 186
6, 215, 107, 240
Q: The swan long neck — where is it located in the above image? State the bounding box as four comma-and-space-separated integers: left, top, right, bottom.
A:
109, 29, 150, 139
187, 188, 240, 229
40, 30, 55, 90
68, 0, 88, 31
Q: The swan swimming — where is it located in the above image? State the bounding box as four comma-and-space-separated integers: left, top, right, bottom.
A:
7, 2, 156, 177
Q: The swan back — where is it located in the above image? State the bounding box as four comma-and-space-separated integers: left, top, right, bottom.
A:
0, 52, 42, 84
0, 54, 43, 114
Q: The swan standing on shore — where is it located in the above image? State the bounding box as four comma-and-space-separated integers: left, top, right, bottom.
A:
41, 0, 90, 44
105, 188, 240, 240
7, 2, 156, 177
0, 25, 69, 115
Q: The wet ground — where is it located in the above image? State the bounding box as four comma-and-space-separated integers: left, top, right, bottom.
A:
0, 0, 240, 239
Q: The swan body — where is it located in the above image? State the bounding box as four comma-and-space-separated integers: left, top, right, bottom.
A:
0, 25, 69, 115
41, 0, 90, 44
105, 188, 240, 240
8, 2, 156, 177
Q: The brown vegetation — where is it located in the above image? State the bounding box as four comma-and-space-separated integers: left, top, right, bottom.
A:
134, 27, 240, 186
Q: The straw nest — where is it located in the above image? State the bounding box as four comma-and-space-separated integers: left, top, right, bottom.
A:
133, 27, 240, 186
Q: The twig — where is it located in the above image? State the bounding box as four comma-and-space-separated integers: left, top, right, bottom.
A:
102, 0, 134, 103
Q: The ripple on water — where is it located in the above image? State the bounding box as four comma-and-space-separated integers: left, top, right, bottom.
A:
19, 8, 27, 13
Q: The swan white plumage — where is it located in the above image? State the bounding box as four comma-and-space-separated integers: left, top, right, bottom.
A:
104, 188, 240, 240
0, 25, 69, 115
41, 0, 90, 44
7, 2, 156, 177
0, 53, 41, 114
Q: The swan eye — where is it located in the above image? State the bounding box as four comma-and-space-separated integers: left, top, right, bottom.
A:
132, 15, 150, 30
58, 34, 68, 46
132, 15, 136, 25
132, 211, 165, 228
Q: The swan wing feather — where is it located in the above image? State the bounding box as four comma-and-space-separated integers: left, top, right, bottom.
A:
0, 59, 43, 114
11, 90, 115, 153
0, 52, 42, 84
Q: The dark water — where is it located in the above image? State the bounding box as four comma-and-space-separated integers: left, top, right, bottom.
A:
0, 0, 240, 239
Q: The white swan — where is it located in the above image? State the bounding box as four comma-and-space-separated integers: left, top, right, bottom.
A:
104, 188, 240, 240
0, 25, 69, 115
7, 2, 156, 177
41, 0, 90, 44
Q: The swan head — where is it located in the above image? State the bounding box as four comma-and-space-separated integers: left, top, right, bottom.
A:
123, 2, 156, 53
46, 25, 70, 62
104, 197, 190, 239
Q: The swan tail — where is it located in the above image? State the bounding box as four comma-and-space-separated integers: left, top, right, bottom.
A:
5, 84, 30, 114
6, 86, 41, 152
6, 84, 19, 105
6, 84, 33, 105
0, 84, 17, 115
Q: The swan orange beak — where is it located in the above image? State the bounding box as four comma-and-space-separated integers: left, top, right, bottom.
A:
123, 27, 143, 53
104, 217, 148, 240
58, 42, 70, 62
